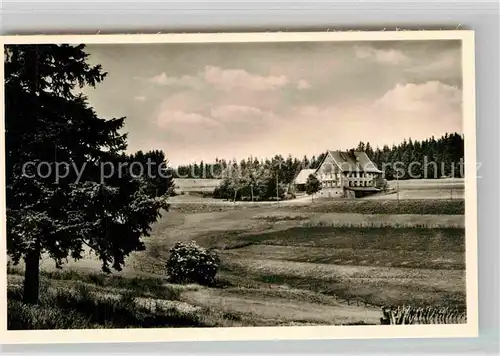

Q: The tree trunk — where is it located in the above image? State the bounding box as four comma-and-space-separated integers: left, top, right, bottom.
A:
250, 185, 254, 202
23, 247, 41, 304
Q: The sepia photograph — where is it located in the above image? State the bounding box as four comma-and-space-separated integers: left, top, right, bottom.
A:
1, 31, 477, 343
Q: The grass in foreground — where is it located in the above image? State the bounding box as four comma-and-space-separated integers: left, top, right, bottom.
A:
6, 271, 237, 330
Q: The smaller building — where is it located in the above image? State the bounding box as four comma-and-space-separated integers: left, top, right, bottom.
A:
293, 169, 317, 192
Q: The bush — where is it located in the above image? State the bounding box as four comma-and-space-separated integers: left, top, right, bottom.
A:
166, 242, 220, 286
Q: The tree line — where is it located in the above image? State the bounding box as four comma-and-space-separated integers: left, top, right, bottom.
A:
356, 133, 464, 180
174, 132, 465, 201
208, 133, 464, 201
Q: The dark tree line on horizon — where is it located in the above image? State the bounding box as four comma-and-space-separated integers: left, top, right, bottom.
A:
358, 132, 465, 180
172, 132, 465, 182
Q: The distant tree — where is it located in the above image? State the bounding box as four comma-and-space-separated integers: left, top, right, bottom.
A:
239, 159, 247, 172
310, 153, 326, 169
127, 150, 175, 197
365, 142, 374, 158
228, 165, 243, 202
310, 155, 317, 169
5, 44, 169, 304
193, 163, 199, 178
302, 155, 310, 169
305, 174, 321, 201
356, 141, 366, 152
199, 160, 205, 179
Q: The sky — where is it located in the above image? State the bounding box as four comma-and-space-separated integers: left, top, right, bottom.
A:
82, 39, 463, 167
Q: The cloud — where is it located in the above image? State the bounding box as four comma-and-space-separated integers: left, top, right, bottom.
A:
85, 41, 463, 167
149, 81, 461, 166
133, 96, 147, 102
204, 65, 289, 91
355, 46, 410, 65
277, 80, 462, 151
297, 79, 311, 90
210, 105, 281, 125
155, 104, 283, 146
148, 65, 296, 92
156, 110, 220, 130
148, 72, 203, 89
374, 81, 461, 114
404, 48, 461, 83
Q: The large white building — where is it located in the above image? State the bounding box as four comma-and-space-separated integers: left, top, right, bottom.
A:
294, 150, 385, 198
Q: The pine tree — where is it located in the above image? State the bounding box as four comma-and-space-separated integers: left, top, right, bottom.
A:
365, 142, 374, 158
5, 44, 170, 304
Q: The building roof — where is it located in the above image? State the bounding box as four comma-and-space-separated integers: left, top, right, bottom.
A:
293, 169, 317, 185
326, 150, 382, 174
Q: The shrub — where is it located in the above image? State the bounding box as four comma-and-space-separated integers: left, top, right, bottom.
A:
166, 242, 220, 286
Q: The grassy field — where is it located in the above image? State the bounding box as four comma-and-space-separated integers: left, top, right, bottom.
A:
7, 181, 467, 329
168, 196, 465, 215
172, 177, 465, 200
173, 178, 221, 194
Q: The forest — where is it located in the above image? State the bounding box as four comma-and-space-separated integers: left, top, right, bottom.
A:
173, 133, 464, 180
172, 132, 464, 201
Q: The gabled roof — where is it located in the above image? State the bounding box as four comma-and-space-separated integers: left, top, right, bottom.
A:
352, 151, 382, 173
316, 150, 382, 174
293, 169, 317, 185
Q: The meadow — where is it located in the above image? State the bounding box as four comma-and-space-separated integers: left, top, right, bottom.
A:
7, 179, 467, 329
